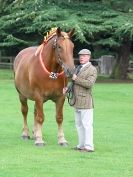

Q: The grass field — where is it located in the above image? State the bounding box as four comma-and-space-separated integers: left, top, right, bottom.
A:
0, 69, 133, 177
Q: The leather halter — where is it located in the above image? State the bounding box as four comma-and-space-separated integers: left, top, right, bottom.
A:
39, 43, 64, 77
53, 35, 70, 71
38, 34, 70, 79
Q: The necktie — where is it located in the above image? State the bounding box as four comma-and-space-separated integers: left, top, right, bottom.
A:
76, 65, 82, 74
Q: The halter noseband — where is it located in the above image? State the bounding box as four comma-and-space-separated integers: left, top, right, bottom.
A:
53, 35, 71, 77
37, 32, 72, 80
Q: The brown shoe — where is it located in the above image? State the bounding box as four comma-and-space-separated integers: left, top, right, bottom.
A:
80, 148, 94, 152
73, 147, 83, 151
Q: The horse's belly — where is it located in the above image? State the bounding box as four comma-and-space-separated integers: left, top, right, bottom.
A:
42, 89, 63, 101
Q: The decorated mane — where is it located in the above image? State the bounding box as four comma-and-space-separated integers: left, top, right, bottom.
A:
43, 27, 69, 44
43, 27, 57, 44
35, 27, 69, 56
35, 27, 57, 56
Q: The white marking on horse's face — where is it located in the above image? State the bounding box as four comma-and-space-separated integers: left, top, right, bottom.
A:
57, 34, 75, 73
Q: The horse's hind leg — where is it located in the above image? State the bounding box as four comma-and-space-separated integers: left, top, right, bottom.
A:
32, 104, 37, 139
19, 94, 30, 139
55, 96, 68, 146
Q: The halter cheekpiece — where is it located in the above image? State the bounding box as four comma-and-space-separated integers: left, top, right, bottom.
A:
37, 27, 69, 80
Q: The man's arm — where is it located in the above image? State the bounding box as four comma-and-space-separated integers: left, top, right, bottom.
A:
72, 68, 97, 89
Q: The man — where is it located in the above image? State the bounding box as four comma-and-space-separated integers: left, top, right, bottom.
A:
63, 49, 97, 152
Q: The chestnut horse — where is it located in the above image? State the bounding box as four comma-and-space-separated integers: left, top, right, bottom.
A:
14, 27, 75, 146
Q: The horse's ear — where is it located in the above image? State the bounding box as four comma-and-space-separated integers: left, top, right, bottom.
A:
68, 28, 75, 38
56, 27, 61, 37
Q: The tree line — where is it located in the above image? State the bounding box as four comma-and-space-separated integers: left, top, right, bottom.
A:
0, 0, 133, 79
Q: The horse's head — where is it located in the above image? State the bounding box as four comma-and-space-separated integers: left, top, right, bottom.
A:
53, 27, 75, 77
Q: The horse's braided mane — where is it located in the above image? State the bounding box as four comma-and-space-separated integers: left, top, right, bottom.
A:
35, 27, 57, 56
43, 27, 57, 44
35, 27, 69, 56
43, 27, 69, 44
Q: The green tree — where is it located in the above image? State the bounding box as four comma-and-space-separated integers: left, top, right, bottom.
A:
0, 0, 133, 79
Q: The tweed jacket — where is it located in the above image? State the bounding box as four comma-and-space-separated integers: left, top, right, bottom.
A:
71, 62, 97, 109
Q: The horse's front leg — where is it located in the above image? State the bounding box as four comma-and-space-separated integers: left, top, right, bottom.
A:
34, 99, 44, 146
55, 96, 68, 146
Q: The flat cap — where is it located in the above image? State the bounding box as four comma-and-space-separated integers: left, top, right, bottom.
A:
78, 49, 91, 55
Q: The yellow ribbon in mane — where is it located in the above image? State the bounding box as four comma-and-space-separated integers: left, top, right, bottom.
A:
35, 27, 57, 56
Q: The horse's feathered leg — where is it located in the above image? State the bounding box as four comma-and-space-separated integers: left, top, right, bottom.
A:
19, 94, 30, 139
55, 96, 68, 146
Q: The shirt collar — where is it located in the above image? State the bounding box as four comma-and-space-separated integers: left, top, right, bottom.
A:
81, 61, 90, 68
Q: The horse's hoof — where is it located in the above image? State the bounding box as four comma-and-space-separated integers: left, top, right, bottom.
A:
35, 142, 44, 147
59, 142, 68, 147
22, 135, 30, 140
32, 136, 36, 140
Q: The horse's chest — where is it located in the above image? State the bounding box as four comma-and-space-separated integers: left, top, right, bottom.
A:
43, 88, 62, 101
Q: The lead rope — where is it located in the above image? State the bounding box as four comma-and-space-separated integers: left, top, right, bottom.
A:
66, 65, 82, 106
62, 73, 75, 106
66, 81, 75, 106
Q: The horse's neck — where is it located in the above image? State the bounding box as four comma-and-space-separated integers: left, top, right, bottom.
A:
42, 42, 61, 72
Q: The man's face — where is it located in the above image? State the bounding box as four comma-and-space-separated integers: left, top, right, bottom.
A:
79, 54, 90, 65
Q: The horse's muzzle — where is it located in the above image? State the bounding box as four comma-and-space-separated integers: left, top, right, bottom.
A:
64, 66, 75, 78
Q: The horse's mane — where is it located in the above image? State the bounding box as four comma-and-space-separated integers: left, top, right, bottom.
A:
44, 27, 57, 44
35, 27, 69, 56
35, 27, 57, 56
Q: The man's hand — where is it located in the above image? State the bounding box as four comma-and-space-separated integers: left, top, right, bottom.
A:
72, 74, 77, 81
63, 87, 68, 94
